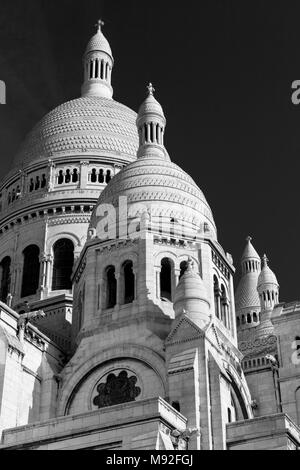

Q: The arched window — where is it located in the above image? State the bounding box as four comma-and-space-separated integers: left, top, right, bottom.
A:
98, 169, 104, 183
247, 313, 251, 324
65, 169, 71, 184
52, 239, 74, 291
91, 169, 97, 183
214, 276, 220, 319
41, 174, 47, 188
106, 266, 117, 309
221, 285, 228, 326
179, 260, 188, 279
106, 170, 111, 184
227, 408, 232, 423
35, 176, 40, 190
21, 245, 40, 297
29, 179, 34, 192
72, 169, 78, 183
58, 171, 64, 185
253, 312, 258, 322
123, 260, 135, 304
0, 256, 11, 302
160, 258, 172, 301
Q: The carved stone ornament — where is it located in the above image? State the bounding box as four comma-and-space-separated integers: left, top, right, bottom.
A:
93, 370, 141, 409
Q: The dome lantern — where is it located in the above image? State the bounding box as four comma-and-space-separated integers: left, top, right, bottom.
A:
81, 20, 114, 99
257, 254, 279, 311
136, 83, 167, 159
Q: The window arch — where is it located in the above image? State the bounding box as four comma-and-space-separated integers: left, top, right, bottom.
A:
122, 260, 135, 304
105, 266, 117, 309
21, 245, 40, 297
0, 256, 11, 303
52, 239, 74, 291
160, 258, 172, 301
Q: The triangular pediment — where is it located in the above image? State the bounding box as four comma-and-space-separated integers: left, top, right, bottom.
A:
166, 314, 204, 345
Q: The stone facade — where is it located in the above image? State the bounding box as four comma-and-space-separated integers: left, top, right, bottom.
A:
0, 22, 299, 451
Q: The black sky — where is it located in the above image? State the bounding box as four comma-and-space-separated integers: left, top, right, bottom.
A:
0, 0, 299, 301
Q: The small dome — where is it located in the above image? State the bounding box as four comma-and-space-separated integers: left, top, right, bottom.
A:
89, 155, 217, 237
174, 259, 210, 327
258, 266, 278, 287
174, 261, 208, 305
258, 255, 278, 288
137, 89, 165, 120
85, 28, 112, 58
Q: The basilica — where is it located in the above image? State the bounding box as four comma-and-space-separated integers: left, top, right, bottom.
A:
0, 22, 299, 450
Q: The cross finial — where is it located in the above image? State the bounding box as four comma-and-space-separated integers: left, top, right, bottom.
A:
246, 236, 252, 243
262, 254, 269, 266
147, 82, 155, 96
95, 19, 104, 32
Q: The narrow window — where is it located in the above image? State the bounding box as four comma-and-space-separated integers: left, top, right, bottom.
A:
106, 170, 111, 184
52, 239, 74, 291
65, 169, 71, 184
0, 256, 11, 303
123, 261, 135, 304
58, 171, 64, 185
72, 169, 78, 183
41, 174, 47, 188
21, 245, 40, 297
98, 169, 104, 183
95, 59, 99, 78
12, 189, 16, 202
35, 176, 40, 190
106, 266, 117, 309
247, 313, 251, 324
91, 169, 97, 183
100, 60, 104, 79
160, 258, 172, 301
214, 276, 220, 319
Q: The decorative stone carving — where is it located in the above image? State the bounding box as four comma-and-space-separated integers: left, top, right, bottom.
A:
93, 370, 141, 409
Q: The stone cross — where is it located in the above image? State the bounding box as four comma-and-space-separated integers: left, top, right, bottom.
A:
96, 19, 104, 32
147, 83, 155, 95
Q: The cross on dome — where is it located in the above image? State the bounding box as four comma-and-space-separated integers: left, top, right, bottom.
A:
246, 236, 252, 243
95, 19, 104, 32
147, 83, 155, 96
262, 254, 269, 266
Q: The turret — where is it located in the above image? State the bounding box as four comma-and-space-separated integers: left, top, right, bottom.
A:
81, 20, 114, 99
173, 258, 210, 329
257, 254, 279, 312
136, 83, 167, 159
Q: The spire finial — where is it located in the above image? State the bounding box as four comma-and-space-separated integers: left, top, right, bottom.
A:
147, 82, 155, 96
262, 254, 269, 267
95, 19, 104, 32
246, 236, 252, 243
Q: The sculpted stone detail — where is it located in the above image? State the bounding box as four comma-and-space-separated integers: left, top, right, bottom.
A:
92, 370, 141, 409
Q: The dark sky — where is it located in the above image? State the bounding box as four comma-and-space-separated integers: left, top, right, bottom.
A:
0, 0, 299, 302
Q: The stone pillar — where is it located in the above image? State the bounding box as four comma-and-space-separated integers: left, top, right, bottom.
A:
79, 161, 90, 189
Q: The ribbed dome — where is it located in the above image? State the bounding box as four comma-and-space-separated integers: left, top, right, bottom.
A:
89, 154, 216, 236
85, 30, 112, 57
258, 265, 278, 288
13, 96, 139, 168
174, 264, 208, 305
241, 237, 260, 261
138, 93, 165, 119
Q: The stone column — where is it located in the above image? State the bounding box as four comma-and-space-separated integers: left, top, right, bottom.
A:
79, 161, 90, 189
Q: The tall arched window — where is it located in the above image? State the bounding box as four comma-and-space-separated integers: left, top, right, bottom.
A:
179, 260, 188, 279
52, 239, 74, 291
214, 276, 220, 319
106, 266, 117, 309
21, 245, 40, 297
160, 258, 172, 301
123, 261, 135, 304
0, 256, 11, 302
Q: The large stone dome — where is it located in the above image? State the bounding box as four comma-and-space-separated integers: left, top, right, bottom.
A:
13, 96, 139, 168
89, 154, 217, 238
